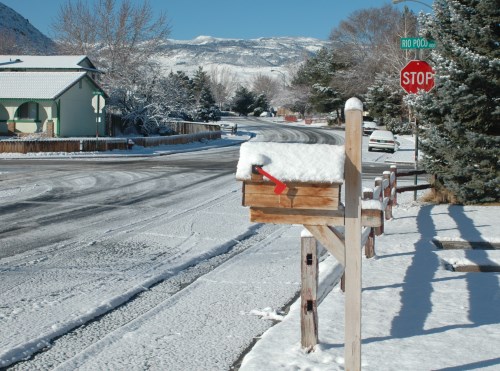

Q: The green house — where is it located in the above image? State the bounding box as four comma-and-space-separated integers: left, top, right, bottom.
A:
0, 55, 107, 137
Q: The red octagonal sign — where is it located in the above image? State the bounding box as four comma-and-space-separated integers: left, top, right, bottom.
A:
400, 60, 435, 94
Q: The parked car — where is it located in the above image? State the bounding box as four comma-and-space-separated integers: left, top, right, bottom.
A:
368, 130, 398, 153
362, 121, 378, 135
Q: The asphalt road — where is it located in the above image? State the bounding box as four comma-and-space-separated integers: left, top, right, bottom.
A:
0, 118, 424, 369
0, 118, 417, 260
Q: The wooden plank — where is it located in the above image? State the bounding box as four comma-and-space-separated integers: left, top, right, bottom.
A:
304, 225, 345, 266
396, 169, 427, 177
243, 193, 292, 208
365, 228, 375, 259
244, 193, 340, 210
383, 172, 392, 220
390, 165, 398, 206
344, 99, 363, 371
301, 235, 318, 351
361, 208, 383, 227
396, 183, 433, 193
361, 226, 371, 247
250, 207, 345, 226
291, 195, 340, 210
244, 182, 340, 197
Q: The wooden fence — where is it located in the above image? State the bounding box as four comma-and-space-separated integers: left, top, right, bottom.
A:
301, 163, 433, 347
0, 122, 221, 154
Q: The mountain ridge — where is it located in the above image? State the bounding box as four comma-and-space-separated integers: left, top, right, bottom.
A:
159, 35, 329, 83
0, 2, 56, 54
0, 1, 327, 82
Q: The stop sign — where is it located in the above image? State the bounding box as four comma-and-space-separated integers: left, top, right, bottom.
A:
400, 60, 435, 94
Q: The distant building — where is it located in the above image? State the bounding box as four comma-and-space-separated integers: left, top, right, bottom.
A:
0, 55, 107, 137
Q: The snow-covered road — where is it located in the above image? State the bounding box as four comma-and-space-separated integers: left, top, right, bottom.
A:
0, 119, 435, 369
0, 120, 345, 368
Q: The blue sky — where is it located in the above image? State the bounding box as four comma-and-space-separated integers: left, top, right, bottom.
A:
2, 0, 431, 40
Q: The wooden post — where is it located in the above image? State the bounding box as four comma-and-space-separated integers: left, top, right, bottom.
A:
344, 97, 363, 370
301, 234, 318, 351
46, 120, 54, 138
362, 190, 375, 258
390, 165, 397, 206
383, 171, 392, 220
7, 120, 15, 136
374, 177, 384, 235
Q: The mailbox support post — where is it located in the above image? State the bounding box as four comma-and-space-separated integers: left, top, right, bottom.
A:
300, 233, 318, 351
344, 98, 363, 370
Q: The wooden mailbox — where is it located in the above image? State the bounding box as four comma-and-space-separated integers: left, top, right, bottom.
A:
236, 142, 346, 227
243, 175, 344, 226
237, 98, 368, 370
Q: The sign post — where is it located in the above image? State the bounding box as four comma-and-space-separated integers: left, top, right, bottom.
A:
93, 91, 105, 150
400, 60, 435, 200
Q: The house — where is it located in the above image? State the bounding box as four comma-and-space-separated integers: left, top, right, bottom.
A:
0, 55, 107, 137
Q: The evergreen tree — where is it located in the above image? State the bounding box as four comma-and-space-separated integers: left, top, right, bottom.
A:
292, 47, 344, 115
408, 0, 500, 204
252, 94, 270, 116
232, 87, 255, 116
192, 66, 211, 105
196, 86, 219, 122
365, 72, 409, 133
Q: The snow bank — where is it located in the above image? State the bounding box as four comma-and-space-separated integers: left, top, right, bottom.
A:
236, 142, 345, 184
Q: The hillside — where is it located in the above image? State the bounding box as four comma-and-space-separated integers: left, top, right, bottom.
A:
0, 1, 326, 82
0, 2, 56, 54
159, 35, 329, 83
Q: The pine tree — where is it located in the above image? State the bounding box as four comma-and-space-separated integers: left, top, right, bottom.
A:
192, 66, 211, 105
408, 0, 500, 204
291, 47, 344, 115
252, 94, 270, 116
232, 87, 255, 116
366, 72, 408, 133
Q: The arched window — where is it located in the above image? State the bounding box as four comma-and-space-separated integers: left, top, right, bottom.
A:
16, 102, 39, 120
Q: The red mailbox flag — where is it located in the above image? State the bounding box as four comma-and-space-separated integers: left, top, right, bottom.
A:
254, 166, 287, 195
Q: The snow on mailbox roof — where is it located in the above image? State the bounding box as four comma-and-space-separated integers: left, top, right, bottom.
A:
0, 72, 88, 99
236, 142, 345, 184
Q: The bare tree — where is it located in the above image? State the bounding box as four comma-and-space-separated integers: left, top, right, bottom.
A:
329, 5, 418, 96
208, 65, 238, 109
52, 0, 170, 87
251, 73, 280, 102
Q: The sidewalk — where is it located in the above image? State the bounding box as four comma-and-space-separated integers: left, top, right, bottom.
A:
0, 132, 250, 159
240, 194, 500, 370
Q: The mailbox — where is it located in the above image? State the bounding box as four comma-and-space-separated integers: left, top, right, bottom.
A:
236, 142, 345, 226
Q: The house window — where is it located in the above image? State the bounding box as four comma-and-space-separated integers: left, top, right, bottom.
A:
17, 102, 38, 120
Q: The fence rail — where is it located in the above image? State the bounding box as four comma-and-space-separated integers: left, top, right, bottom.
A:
0, 122, 221, 154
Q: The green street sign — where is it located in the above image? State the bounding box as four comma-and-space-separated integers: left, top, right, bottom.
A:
93, 91, 104, 96
401, 37, 436, 50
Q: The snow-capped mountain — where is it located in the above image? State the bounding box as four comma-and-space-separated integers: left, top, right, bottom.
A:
159, 35, 329, 83
0, 1, 327, 83
0, 2, 56, 54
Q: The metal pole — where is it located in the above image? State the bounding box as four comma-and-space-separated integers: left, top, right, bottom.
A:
96, 96, 100, 151
414, 119, 418, 201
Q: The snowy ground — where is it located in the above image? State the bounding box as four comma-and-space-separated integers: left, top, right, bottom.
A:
1, 121, 499, 370
241, 201, 500, 370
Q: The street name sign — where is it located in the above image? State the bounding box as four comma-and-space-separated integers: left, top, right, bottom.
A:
400, 60, 435, 94
401, 37, 436, 49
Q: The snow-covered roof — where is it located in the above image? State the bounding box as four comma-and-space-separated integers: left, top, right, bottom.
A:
0, 55, 97, 71
236, 142, 345, 184
0, 72, 88, 99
